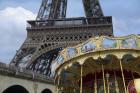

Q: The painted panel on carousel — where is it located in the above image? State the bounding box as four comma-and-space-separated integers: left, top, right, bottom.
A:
67, 48, 78, 58
55, 55, 64, 64
121, 38, 137, 48
81, 40, 96, 53
102, 38, 117, 48
51, 61, 59, 77
51, 61, 59, 73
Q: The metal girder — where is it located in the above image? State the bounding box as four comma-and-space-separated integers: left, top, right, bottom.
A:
37, 0, 103, 20
51, 0, 67, 19
27, 48, 62, 76
36, 0, 67, 20
36, 0, 52, 20
83, 0, 104, 17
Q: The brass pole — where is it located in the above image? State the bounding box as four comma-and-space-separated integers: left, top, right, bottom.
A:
131, 71, 134, 80
106, 73, 110, 93
119, 59, 127, 93
102, 64, 106, 93
80, 65, 83, 93
57, 76, 60, 93
114, 71, 119, 93
94, 73, 97, 93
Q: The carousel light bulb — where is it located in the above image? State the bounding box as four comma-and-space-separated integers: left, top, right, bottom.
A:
106, 73, 110, 78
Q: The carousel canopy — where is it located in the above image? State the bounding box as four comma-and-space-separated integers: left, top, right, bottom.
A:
51, 34, 140, 76
51, 34, 140, 93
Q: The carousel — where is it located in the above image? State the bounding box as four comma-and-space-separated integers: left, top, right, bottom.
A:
51, 35, 140, 93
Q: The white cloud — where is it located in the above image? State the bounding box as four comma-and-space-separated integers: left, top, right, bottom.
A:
0, 7, 36, 63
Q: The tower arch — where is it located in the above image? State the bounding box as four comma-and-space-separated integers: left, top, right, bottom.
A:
2, 85, 29, 93
41, 88, 52, 93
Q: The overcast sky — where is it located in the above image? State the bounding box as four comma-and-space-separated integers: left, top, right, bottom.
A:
0, 0, 140, 63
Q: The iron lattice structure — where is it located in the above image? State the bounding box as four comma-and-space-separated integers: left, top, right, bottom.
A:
83, 0, 104, 17
36, 0, 67, 20
11, 0, 113, 77
36, 0, 104, 20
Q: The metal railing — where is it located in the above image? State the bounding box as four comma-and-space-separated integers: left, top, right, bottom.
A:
0, 62, 54, 84
27, 17, 112, 29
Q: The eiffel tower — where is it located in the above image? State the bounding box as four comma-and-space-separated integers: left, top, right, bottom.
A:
11, 0, 113, 77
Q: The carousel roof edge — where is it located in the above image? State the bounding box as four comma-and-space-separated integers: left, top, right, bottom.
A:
61, 34, 140, 50
60, 34, 140, 53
